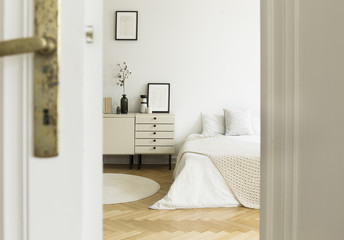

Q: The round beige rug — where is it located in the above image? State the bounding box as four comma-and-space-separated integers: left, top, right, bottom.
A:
103, 173, 160, 204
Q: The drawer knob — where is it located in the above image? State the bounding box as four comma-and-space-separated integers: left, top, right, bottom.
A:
153, 139, 156, 142
153, 132, 156, 135
153, 124, 157, 127
153, 147, 156, 150
154, 117, 157, 120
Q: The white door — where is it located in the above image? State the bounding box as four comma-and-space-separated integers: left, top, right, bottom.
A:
0, 0, 103, 240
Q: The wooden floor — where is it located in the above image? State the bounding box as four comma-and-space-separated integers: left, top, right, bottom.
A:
103, 164, 259, 240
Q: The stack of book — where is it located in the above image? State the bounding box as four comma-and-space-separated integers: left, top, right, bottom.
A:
103, 97, 112, 114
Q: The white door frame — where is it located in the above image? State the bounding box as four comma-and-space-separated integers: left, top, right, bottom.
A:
261, 0, 299, 239
0, 0, 31, 239
1, 0, 301, 239
0, 0, 3, 236
0, 1, 3, 237
82, 0, 103, 238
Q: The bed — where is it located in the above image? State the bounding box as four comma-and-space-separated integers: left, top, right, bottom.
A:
150, 133, 260, 210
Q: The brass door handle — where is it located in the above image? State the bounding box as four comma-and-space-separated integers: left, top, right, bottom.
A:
0, 0, 60, 158
0, 37, 56, 57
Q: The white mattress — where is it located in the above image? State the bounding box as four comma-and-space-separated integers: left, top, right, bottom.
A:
150, 134, 260, 209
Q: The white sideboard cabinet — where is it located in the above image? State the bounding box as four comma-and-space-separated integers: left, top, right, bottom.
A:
135, 114, 175, 169
103, 113, 175, 169
103, 114, 135, 168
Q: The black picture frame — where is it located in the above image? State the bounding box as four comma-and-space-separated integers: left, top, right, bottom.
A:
147, 83, 170, 113
115, 11, 138, 40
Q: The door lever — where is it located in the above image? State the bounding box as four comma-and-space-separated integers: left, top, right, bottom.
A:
0, 0, 59, 158
0, 37, 56, 57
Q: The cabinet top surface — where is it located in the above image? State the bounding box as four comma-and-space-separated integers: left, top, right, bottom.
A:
103, 113, 174, 118
103, 113, 136, 118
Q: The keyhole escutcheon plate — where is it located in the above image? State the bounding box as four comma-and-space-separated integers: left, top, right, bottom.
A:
34, 0, 59, 157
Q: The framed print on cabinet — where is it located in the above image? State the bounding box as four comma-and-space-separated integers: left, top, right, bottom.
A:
147, 83, 170, 113
115, 11, 138, 40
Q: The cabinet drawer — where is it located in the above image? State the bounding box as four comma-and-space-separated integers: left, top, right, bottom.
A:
136, 114, 174, 124
136, 131, 174, 139
135, 146, 175, 154
135, 138, 174, 146
136, 124, 174, 132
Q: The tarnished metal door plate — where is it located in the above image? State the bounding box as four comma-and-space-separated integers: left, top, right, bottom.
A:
34, 0, 59, 157
0, 1, 58, 157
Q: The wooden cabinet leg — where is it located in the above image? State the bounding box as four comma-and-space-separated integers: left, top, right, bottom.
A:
137, 154, 142, 170
129, 155, 134, 169
169, 154, 172, 170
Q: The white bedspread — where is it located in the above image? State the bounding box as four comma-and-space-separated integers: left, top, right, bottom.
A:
150, 134, 260, 210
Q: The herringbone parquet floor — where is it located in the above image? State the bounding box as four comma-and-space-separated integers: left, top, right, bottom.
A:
103, 164, 259, 240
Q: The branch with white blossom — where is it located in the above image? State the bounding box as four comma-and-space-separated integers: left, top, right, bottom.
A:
114, 62, 132, 95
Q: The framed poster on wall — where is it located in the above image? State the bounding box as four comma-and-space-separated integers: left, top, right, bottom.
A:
147, 83, 170, 113
115, 11, 138, 40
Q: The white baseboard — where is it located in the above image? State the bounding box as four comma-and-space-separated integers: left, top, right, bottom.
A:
103, 155, 177, 165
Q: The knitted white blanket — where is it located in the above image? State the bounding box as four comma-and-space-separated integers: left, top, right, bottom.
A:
175, 135, 260, 209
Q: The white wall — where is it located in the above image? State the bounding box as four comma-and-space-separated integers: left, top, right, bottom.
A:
103, 0, 260, 153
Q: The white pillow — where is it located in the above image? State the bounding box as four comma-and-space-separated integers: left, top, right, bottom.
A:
224, 109, 253, 136
201, 113, 225, 136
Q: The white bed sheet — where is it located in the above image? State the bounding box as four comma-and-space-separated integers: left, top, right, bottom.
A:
150, 134, 260, 209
